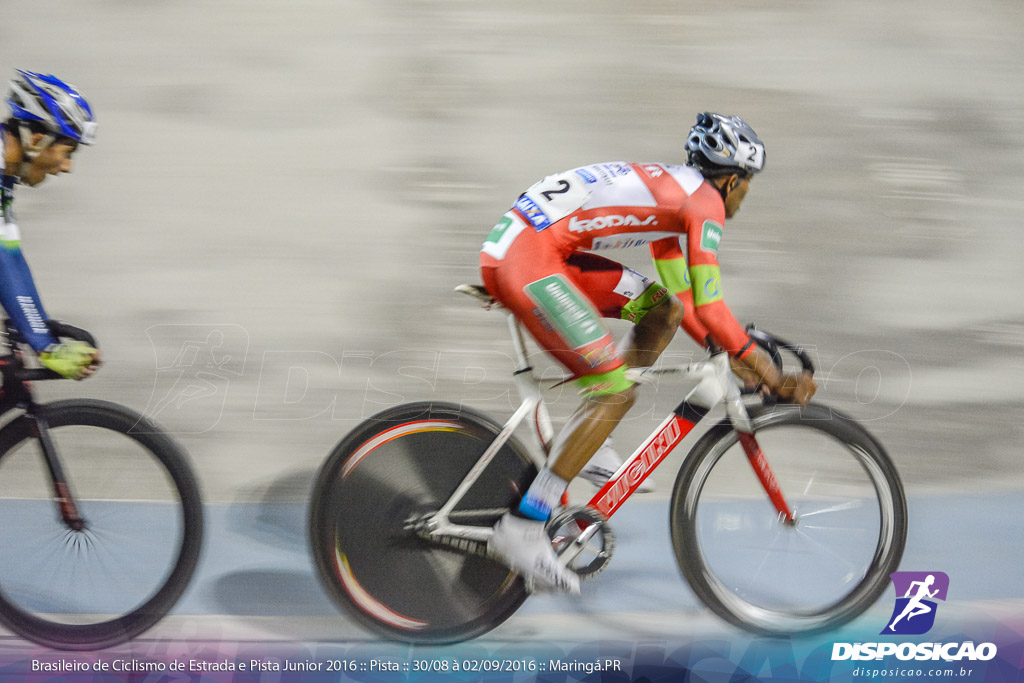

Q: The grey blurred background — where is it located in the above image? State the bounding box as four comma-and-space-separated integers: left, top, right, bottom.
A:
3, 0, 1023, 505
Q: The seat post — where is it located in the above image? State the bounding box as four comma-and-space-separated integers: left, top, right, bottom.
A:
505, 313, 532, 374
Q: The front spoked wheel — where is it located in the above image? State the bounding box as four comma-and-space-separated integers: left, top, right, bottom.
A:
0, 399, 204, 650
310, 401, 536, 644
671, 403, 907, 635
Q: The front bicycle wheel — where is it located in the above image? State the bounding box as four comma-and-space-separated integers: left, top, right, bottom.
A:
670, 403, 906, 635
310, 401, 535, 644
0, 399, 204, 650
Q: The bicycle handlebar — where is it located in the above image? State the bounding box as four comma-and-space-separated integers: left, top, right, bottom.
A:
46, 320, 99, 349
745, 325, 815, 375
17, 367, 65, 381
1, 318, 100, 384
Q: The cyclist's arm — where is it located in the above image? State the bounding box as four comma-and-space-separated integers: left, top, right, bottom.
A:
0, 227, 59, 352
649, 236, 712, 346
679, 191, 811, 394
651, 233, 793, 393
682, 208, 753, 360
681, 200, 814, 400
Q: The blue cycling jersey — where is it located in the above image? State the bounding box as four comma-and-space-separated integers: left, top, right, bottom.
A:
0, 123, 59, 351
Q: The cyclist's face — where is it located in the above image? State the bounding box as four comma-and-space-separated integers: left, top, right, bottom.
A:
22, 136, 77, 187
723, 175, 751, 219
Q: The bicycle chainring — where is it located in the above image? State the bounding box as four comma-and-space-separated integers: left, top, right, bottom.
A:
547, 506, 615, 579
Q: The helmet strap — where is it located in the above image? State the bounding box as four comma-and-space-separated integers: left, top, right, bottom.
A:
16, 127, 54, 162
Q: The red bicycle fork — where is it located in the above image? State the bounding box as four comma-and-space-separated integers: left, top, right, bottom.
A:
737, 431, 796, 525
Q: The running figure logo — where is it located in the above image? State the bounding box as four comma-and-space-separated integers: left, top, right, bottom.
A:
140, 324, 249, 434
882, 571, 949, 635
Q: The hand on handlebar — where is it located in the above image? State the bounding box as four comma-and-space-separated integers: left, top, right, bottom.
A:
729, 356, 765, 391
775, 370, 816, 405
730, 355, 817, 405
39, 341, 103, 380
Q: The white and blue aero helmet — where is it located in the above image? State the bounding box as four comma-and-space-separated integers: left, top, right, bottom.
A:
686, 112, 765, 177
6, 70, 96, 158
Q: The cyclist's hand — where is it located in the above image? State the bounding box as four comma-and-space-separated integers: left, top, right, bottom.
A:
729, 356, 766, 390
775, 370, 816, 405
39, 341, 102, 380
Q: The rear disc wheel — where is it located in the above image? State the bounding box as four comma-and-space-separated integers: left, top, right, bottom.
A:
310, 401, 536, 644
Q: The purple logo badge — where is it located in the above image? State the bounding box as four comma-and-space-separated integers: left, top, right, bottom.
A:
881, 571, 949, 635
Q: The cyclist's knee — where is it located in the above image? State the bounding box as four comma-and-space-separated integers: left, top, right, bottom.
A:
656, 292, 686, 328
611, 382, 639, 407
622, 284, 681, 328
577, 365, 635, 402
585, 383, 638, 416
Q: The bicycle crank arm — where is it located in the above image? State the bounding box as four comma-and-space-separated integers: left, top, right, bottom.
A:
557, 522, 607, 567
547, 506, 615, 579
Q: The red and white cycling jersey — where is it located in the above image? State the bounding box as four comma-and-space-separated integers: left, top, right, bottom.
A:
484, 162, 711, 254
480, 162, 753, 382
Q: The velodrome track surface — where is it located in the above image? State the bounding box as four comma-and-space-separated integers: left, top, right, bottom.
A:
1, 494, 1022, 647
0, 0, 1022, 668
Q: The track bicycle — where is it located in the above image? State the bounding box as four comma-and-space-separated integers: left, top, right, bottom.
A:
0, 320, 203, 650
310, 284, 907, 643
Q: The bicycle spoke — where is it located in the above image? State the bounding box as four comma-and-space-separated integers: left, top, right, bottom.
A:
740, 524, 787, 596
800, 523, 873, 535
790, 526, 866, 577
797, 499, 865, 518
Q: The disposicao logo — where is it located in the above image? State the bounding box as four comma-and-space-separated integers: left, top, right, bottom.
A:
882, 571, 948, 635
831, 571, 997, 663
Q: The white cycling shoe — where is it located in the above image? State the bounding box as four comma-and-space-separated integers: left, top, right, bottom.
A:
579, 439, 656, 494
488, 513, 580, 594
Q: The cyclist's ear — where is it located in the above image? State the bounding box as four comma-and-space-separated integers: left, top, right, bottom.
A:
26, 132, 49, 153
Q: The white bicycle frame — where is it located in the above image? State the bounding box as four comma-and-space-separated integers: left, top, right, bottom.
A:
424, 286, 770, 543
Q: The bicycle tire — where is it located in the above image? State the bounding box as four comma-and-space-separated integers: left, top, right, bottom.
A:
310, 401, 535, 644
670, 402, 907, 635
0, 399, 204, 650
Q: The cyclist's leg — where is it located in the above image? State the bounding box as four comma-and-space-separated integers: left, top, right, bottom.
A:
543, 253, 682, 481
566, 252, 685, 369
546, 387, 637, 481
482, 231, 606, 590
480, 231, 675, 590
481, 272, 624, 590
488, 250, 682, 482
482, 239, 635, 500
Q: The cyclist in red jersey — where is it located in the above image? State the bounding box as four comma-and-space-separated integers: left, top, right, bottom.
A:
481, 113, 816, 592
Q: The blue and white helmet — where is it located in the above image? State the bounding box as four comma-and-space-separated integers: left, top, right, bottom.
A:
6, 70, 96, 151
686, 112, 764, 177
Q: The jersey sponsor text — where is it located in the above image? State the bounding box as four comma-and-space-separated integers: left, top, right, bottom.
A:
568, 214, 658, 233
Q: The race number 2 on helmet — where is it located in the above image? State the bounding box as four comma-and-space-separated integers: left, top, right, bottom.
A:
685, 112, 765, 177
